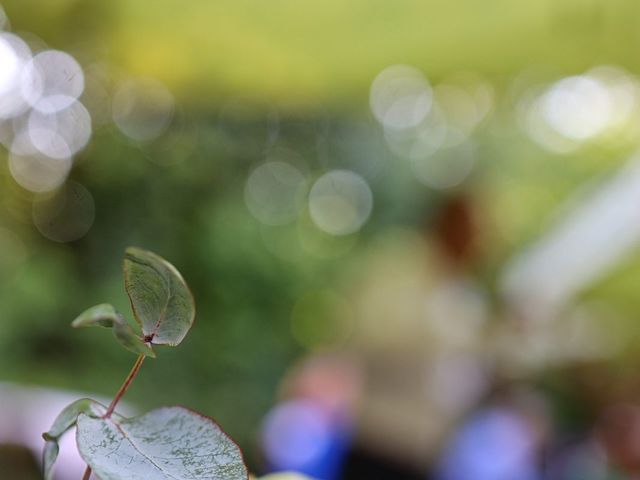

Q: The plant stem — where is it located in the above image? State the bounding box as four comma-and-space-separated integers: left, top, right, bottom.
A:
80, 353, 146, 479
104, 353, 146, 419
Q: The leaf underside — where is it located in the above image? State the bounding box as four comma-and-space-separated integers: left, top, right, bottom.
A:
71, 303, 155, 357
123, 247, 196, 346
77, 406, 248, 480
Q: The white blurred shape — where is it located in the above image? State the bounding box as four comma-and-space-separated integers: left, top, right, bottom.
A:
384, 102, 448, 159
22, 50, 85, 113
0, 382, 135, 480
541, 75, 612, 141
245, 161, 307, 225
262, 400, 332, 469
588, 65, 640, 127
0, 384, 90, 480
425, 279, 488, 345
112, 77, 174, 141
28, 99, 91, 158
309, 170, 373, 236
520, 90, 579, 154
502, 155, 640, 321
411, 141, 475, 189
0, 35, 19, 94
9, 133, 71, 192
437, 74, 495, 138
0, 33, 32, 118
430, 354, 488, 415
33, 181, 95, 242
370, 65, 432, 130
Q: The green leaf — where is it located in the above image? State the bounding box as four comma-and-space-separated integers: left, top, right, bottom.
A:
71, 303, 121, 328
112, 321, 156, 357
123, 247, 195, 346
77, 406, 248, 480
42, 398, 106, 480
42, 441, 58, 480
72, 303, 156, 358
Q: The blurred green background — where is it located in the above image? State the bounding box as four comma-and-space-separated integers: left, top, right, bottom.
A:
4, 1, 640, 478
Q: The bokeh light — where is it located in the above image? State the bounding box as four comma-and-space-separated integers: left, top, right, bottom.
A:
245, 161, 308, 226
436, 406, 541, 480
112, 77, 174, 141
308, 170, 373, 236
541, 75, 612, 141
262, 400, 333, 470
410, 140, 476, 190
27, 100, 91, 159
8, 132, 72, 192
21, 50, 85, 114
370, 65, 433, 130
0, 33, 32, 118
32, 181, 95, 242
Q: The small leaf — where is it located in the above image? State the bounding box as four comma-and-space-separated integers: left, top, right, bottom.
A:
77, 406, 248, 480
72, 303, 121, 328
72, 303, 156, 357
123, 247, 195, 346
42, 398, 106, 480
112, 322, 156, 357
42, 441, 58, 480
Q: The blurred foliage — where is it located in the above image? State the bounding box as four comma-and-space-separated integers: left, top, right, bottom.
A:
4, 0, 640, 106
4, 0, 640, 473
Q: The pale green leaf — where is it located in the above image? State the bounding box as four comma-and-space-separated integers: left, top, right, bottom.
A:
77, 406, 248, 480
123, 247, 195, 346
112, 322, 156, 357
42, 398, 106, 480
71, 303, 121, 328
72, 303, 156, 357
42, 441, 58, 480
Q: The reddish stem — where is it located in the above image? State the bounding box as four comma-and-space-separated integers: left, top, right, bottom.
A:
80, 353, 146, 479
104, 353, 146, 419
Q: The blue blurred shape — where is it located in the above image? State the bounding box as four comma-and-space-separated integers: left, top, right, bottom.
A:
262, 399, 351, 480
436, 407, 540, 480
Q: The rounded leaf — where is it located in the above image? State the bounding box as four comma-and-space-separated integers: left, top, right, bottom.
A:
123, 247, 195, 346
77, 406, 248, 480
